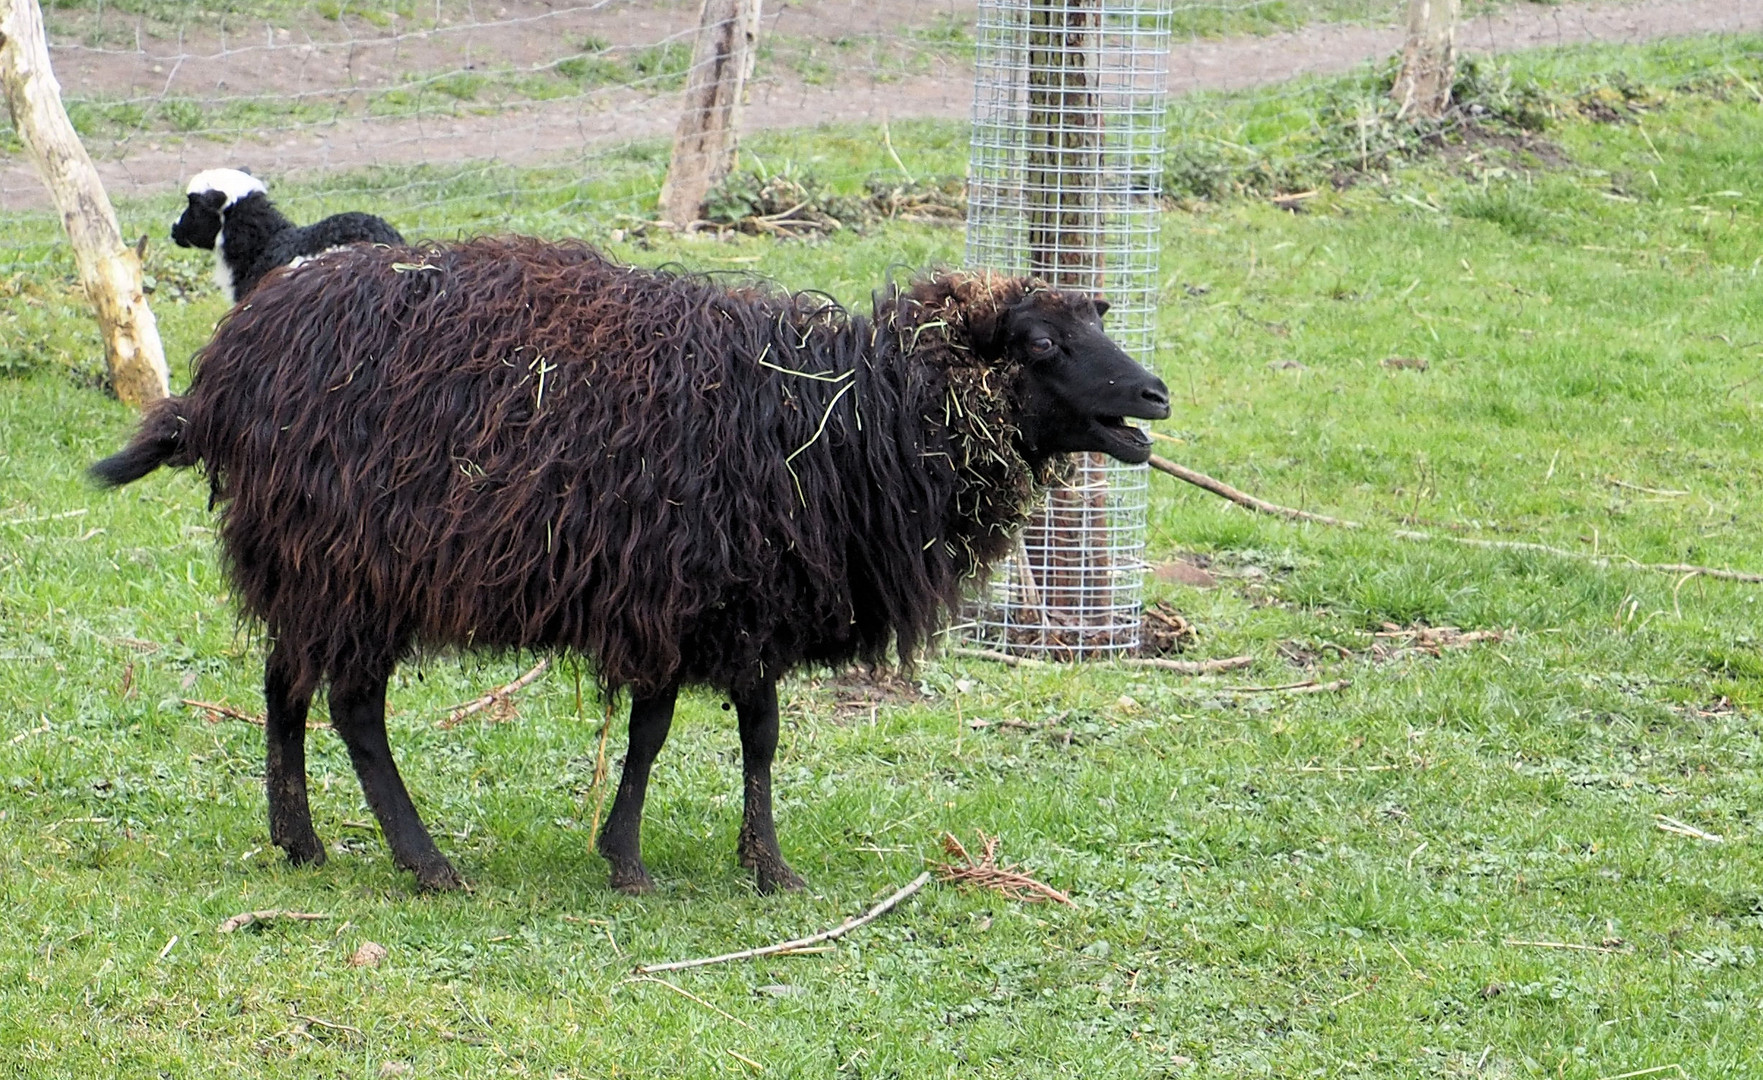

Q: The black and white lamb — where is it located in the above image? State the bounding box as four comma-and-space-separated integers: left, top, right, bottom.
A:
171, 168, 406, 302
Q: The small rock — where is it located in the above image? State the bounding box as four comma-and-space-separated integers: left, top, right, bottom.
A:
349, 940, 388, 968
1114, 695, 1143, 714
378, 1064, 412, 1079
1382, 355, 1428, 371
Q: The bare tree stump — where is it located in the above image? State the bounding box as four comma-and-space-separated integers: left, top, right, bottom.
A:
658, 0, 762, 228
0, 0, 168, 406
1390, 0, 1460, 120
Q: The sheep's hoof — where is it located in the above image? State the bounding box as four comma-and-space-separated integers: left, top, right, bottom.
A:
607, 861, 656, 895
412, 858, 466, 892
276, 833, 327, 867
754, 861, 806, 895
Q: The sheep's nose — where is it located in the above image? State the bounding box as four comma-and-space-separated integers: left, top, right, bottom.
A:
1139, 379, 1171, 419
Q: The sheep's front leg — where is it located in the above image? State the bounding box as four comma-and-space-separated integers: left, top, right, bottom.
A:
597, 686, 679, 894
734, 679, 805, 894
329, 663, 463, 891
265, 645, 324, 867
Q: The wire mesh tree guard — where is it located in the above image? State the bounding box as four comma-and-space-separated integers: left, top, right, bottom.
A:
962, 0, 1172, 659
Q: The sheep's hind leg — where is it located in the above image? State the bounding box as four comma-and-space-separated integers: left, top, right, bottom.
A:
329, 663, 463, 891
265, 645, 324, 866
597, 686, 678, 894
734, 679, 805, 894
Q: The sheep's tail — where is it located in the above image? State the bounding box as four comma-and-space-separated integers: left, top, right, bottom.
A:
89, 396, 195, 487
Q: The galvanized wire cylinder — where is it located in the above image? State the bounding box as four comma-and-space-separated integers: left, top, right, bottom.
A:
963, 0, 1171, 659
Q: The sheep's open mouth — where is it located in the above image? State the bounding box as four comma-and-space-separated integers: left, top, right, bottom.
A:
1094, 415, 1153, 459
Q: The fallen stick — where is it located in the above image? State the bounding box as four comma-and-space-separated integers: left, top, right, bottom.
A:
634, 871, 932, 975
217, 909, 330, 933
1149, 454, 1359, 528
1653, 814, 1724, 843
1222, 678, 1350, 695
1148, 454, 1763, 585
1119, 654, 1253, 675
1503, 938, 1622, 954
438, 657, 550, 728
948, 646, 1046, 668
183, 699, 267, 727
624, 974, 753, 1029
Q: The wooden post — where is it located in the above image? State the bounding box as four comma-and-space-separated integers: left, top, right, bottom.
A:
0, 0, 168, 407
1022, 0, 1112, 653
1025, 0, 1102, 286
1390, 0, 1460, 121
658, 0, 762, 228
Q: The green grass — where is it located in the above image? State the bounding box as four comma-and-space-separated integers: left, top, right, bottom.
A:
5, 36, 1763, 1077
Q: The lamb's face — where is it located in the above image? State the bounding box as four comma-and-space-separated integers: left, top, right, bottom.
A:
172, 190, 227, 250
172, 168, 267, 250
996, 290, 1170, 465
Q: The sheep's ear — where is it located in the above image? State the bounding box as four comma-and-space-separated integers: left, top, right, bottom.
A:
1092, 296, 1111, 319
964, 305, 1008, 355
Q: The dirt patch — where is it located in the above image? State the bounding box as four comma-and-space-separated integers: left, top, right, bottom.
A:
4, 0, 1759, 212
783, 666, 926, 725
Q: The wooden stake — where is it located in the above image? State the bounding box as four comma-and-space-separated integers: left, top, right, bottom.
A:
658, 0, 762, 226
1391, 0, 1460, 121
0, 0, 168, 406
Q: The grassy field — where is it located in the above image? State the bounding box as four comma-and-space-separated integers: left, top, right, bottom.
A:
4, 35, 1763, 1078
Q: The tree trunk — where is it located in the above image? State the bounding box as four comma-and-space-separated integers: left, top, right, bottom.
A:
658, 0, 762, 228
1025, 0, 1102, 288
1390, 0, 1460, 121
0, 0, 168, 407
1021, 0, 1114, 652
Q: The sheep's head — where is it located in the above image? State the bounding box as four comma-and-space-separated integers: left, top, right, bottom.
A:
172, 168, 266, 250
973, 287, 1170, 466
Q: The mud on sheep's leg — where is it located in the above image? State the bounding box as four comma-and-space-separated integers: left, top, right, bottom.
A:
328, 662, 463, 891
264, 644, 324, 867
734, 678, 805, 894
597, 685, 679, 894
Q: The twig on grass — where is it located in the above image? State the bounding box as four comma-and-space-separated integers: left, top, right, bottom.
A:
1609, 478, 1689, 497
1654, 815, 1724, 843
1119, 654, 1253, 675
1222, 679, 1350, 695
1503, 938, 1623, 954
182, 699, 269, 727
947, 646, 1046, 668
634, 871, 933, 974
625, 974, 752, 1029
289, 1010, 363, 1038
936, 831, 1073, 906
438, 657, 550, 728
1148, 454, 1359, 528
586, 695, 615, 842
217, 909, 330, 933
1148, 454, 1763, 584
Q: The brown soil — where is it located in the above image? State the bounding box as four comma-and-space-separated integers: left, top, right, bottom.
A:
2, 0, 1758, 212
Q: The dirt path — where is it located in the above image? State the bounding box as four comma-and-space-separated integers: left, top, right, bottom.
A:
2, 0, 1758, 213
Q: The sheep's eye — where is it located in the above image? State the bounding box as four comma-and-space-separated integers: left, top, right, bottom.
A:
1029, 336, 1055, 356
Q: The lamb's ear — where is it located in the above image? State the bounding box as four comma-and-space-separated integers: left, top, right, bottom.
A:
1092, 296, 1111, 319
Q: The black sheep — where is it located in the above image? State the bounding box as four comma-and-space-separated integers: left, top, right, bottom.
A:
92, 237, 1170, 894
172, 168, 405, 302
